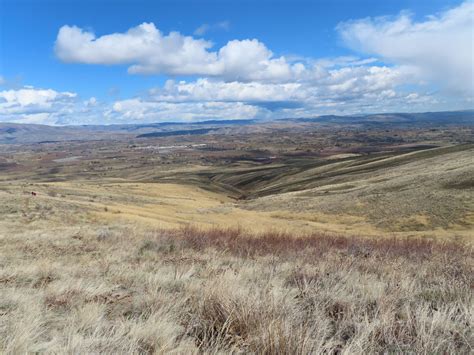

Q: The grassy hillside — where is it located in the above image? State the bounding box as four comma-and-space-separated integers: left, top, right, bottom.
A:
0, 225, 471, 353
0, 144, 472, 237
147, 144, 474, 236
243, 145, 474, 234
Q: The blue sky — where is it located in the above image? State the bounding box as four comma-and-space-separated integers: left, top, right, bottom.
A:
0, 0, 472, 125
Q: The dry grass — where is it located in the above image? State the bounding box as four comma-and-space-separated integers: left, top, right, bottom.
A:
2, 144, 473, 239
243, 145, 474, 235
0, 225, 472, 353
0, 181, 383, 240
2, 178, 471, 240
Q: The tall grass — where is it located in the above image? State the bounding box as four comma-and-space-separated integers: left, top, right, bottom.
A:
0, 226, 472, 353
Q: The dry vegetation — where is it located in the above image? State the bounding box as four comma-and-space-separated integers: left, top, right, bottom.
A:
0, 225, 472, 353
1, 143, 473, 238
1, 121, 473, 353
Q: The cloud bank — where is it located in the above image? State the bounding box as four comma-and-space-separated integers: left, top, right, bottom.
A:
337, 1, 474, 94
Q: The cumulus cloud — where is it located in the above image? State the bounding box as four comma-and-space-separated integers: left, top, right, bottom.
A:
108, 98, 262, 122
55, 23, 217, 73
151, 79, 306, 103
0, 87, 76, 113
337, 1, 474, 94
0, 86, 82, 124
134, 64, 434, 120
149, 64, 410, 105
55, 23, 305, 82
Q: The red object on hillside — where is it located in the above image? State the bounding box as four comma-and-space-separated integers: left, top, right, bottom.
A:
31, 192, 37, 196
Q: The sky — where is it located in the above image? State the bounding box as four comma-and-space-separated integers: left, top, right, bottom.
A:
0, 0, 473, 125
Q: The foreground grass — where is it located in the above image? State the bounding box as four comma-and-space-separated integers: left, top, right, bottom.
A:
0, 226, 472, 353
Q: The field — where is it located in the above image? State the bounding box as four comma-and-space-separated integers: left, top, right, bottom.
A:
0, 116, 473, 353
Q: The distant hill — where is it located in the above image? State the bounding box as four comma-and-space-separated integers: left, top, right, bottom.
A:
136, 128, 215, 138
289, 110, 474, 126
0, 110, 472, 144
0, 123, 132, 144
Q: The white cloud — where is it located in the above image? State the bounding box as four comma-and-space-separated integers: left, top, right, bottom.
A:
151, 79, 306, 102
337, 1, 474, 94
130, 65, 437, 121
0, 87, 76, 113
0, 87, 81, 124
90, 64, 434, 124
108, 98, 262, 122
55, 23, 305, 82
149, 64, 410, 106
55, 23, 217, 75
194, 21, 230, 36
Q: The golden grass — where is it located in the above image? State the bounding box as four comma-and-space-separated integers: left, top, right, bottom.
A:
2, 179, 471, 238
0, 180, 372, 236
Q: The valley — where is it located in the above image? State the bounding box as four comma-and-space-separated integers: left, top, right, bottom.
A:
1, 115, 473, 239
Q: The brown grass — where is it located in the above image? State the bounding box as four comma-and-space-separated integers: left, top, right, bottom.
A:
0, 226, 472, 353
175, 226, 465, 259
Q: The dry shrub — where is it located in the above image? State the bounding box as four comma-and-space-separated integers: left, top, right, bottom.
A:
168, 226, 468, 261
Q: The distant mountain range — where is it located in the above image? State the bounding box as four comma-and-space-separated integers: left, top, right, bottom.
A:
0, 111, 472, 144
286, 110, 474, 126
